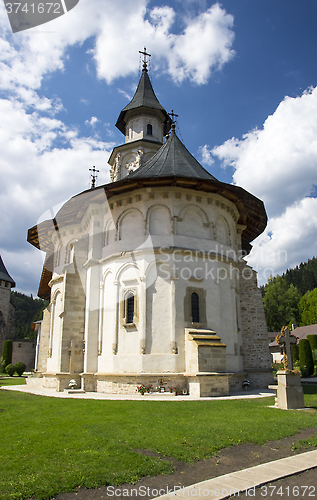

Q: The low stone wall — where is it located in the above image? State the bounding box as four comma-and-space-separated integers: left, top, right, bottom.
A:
96, 374, 187, 394
26, 371, 268, 396
42, 373, 81, 391
228, 373, 245, 392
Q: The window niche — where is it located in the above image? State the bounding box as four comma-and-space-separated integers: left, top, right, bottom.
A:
146, 123, 153, 136
184, 287, 207, 327
121, 289, 138, 328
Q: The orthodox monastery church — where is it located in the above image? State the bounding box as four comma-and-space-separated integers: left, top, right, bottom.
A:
28, 54, 272, 396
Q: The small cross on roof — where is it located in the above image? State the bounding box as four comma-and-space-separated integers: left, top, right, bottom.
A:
139, 47, 151, 71
89, 166, 99, 188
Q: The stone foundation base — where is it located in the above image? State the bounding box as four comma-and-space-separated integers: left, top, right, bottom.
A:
96, 374, 187, 395
35, 373, 82, 392
228, 372, 246, 392
244, 369, 274, 390
187, 373, 230, 397
27, 370, 273, 397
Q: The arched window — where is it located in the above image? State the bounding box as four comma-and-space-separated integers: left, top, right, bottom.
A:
126, 293, 135, 324
147, 123, 153, 136
191, 292, 200, 323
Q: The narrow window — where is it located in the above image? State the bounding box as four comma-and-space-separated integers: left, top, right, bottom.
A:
147, 123, 153, 135
126, 293, 135, 324
191, 292, 200, 323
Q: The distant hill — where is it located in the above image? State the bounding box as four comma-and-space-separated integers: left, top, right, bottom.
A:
10, 292, 48, 339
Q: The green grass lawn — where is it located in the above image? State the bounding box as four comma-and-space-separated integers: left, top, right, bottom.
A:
0, 390, 316, 500
0, 377, 26, 386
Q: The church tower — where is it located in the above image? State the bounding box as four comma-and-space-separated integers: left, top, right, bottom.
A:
0, 256, 15, 355
108, 48, 171, 182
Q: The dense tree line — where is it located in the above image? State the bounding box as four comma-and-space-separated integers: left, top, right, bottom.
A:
10, 292, 48, 340
262, 257, 317, 331
282, 257, 317, 295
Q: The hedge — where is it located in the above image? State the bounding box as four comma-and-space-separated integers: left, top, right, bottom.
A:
1, 340, 12, 370
307, 334, 317, 352
299, 338, 314, 377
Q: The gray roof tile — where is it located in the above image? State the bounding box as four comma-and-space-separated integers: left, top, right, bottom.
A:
128, 128, 217, 181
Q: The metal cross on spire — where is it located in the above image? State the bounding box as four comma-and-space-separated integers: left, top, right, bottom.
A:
139, 47, 151, 71
168, 109, 179, 132
89, 166, 99, 188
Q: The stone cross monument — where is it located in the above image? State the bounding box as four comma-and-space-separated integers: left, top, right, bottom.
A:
273, 326, 304, 409
276, 327, 297, 370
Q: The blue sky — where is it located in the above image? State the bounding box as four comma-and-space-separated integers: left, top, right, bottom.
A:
1, 0, 317, 295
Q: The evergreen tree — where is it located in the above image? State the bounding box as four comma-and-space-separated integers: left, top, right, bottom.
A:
1, 340, 13, 371
299, 339, 314, 377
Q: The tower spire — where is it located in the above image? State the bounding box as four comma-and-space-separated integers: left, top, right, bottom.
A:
139, 47, 151, 72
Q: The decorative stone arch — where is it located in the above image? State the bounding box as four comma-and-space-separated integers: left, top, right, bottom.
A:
64, 239, 76, 264
51, 288, 62, 304
116, 208, 145, 240
177, 205, 211, 239
145, 259, 172, 283
115, 261, 141, 283
215, 215, 231, 246
122, 153, 136, 167
177, 204, 210, 225
104, 218, 116, 246
146, 204, 173, 235
102, 268, 113, 284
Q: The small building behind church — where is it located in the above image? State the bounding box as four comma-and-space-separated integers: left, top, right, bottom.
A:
27, 55, 273, 396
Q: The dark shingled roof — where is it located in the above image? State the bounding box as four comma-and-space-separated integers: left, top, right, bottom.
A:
116, 68, 171, 136
128, 127, 217, 181
0, 255, 15, 287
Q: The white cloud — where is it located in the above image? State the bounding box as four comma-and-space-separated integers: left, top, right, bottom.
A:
248, 198, 317, 285
0, 97, 113, 292
93, 2, 235, 85
198, 144, 214, 166
85, 116, 99, 127
117, 88, 132, 101
213, 87, 317, 217
212, 86, 317, 284
166, 4, 235, 84
0, 1, 235, 93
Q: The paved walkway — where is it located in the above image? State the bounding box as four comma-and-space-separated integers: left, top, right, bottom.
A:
1, 383, 276, 401
153, 450, 317, 500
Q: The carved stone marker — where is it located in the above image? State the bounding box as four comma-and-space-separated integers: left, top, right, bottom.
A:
274, 327, 304, 409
